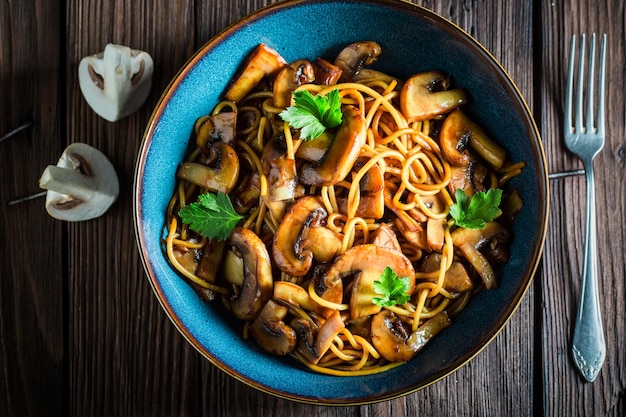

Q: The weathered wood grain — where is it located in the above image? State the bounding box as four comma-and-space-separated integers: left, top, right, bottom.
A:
3, 0, 626, 416
540, 0, 626, 416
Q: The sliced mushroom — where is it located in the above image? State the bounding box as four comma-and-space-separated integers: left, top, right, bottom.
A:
451, 221, 511, 289
78, 44, 153, 122
39, 143, 119, 221
337, 158, 385, 219
294, 131, 333, 162
400, 71, 467, 122
195, 111, 237, 151
273, 281, 329, 317
440, 109, 507, 170
261, 134, 298, 203
334, 41, 382, 80
292, 310, 345, 364
225, 44, 287, 103
323, 244, 415, 320
176, 141, 239, 193
272, 196, 328, 277
273, 59, 315, 107
420, 253, 474, 294
312, 57, 343, 85
249, 299, 297, 355
299, 105, 367, 186
306, 226, 343, 263
222, 227, 273, 321
371, 309, 451, 362
369, 223, 402, 252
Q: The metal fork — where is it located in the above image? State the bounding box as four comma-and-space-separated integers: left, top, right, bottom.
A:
565, 32, 607, 382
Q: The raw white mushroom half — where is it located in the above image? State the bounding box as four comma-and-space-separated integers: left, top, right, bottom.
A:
78, 44, 153, 122
39, 143, 119, 221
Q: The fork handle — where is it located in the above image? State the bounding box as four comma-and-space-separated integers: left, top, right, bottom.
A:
571, 162, 606, 382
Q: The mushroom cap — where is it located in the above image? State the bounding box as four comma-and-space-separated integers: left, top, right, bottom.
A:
225, 227, 273, 321
78, 44, 154, 122
39, 142, 119, 221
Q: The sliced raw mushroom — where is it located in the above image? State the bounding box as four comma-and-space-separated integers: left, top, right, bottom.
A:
334, 41, 382, 80
222, 227, 273, 321
272, 196, 333, 277
451, 221, 511, 289
225, 44, 287, 103
323, 244, 415, 320
400, 71, 467, 122
440, 109, 507, 170
273, 59, 315, 107
78, 44, 153, 122
249, 299, 297, 355
176, 141, 240, 194
39, 142, 119, 221
371, 309, 451, 362
299, 105, 367, 186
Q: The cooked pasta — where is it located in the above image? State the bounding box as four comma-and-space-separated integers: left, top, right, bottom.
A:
164, 42, 524, 376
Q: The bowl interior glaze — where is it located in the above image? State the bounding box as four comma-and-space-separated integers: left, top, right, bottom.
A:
134, 0, 548, 405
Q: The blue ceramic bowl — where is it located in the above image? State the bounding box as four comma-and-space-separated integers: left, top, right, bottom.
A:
134, 0, 548, 405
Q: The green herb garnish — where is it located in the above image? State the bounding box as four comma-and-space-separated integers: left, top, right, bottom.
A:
449, 188, 502, 229
278, 89, 343, 140
372, 266, 412, 308
178, 191, 244, 241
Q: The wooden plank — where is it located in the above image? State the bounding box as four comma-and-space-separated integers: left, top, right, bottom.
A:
540, 0, 626, 415
0, 1, 65, 416
64, 1, 202, 416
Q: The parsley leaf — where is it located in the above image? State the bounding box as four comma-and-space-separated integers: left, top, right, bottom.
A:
178, 191, 244, 241
279, 89, 343, 140
372, 266, 412, 308
449, 188, 503, 229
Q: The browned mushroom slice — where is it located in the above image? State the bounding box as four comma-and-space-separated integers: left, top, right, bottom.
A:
295, 131, 333, 162
371, 309, 451, 362
323, 244, 415, 320
291, 309, 345, 364
334, 41, 382, 80
440, 109, 507, 170
261, 135, 299, 222
400, 71, 467, 122
312, 57, 343, 85
176, 141, 239, 194
196, 111, 237, 152
337, 158, 385, 219
273, 281, 329, 317
225, 44, 287, 103
451, 221, 511, 289
249, 300, 297, 355
420, 253, 474, 294
272, 196, 329, 277
299, 105, 367, 186
222, 227, 273, 321
369, 223, 402, 252
273, 59, 315, 107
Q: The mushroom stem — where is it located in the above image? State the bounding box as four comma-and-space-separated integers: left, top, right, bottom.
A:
39, 165, 97, 201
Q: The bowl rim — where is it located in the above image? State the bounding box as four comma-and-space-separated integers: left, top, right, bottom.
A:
133, 0, 549, 405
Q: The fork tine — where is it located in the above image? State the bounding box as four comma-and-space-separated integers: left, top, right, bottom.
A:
575, 33, 586, 134
565, 35, 576, 133
585, 33, 596, 134
597, 33, 607, 135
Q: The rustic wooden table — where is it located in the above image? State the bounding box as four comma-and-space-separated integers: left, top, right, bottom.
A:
1, 0, 625, 416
